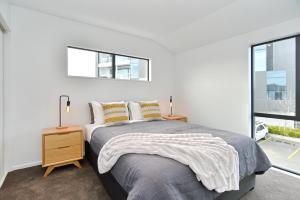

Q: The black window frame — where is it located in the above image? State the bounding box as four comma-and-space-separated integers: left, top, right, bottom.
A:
251, 34, 300, 176
67, 46, 150, 81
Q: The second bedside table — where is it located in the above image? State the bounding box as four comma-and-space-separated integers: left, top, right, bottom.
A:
42, 126, 84, 177
163, 115, 188, 122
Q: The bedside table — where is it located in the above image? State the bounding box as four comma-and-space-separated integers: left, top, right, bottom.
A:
42, 126, 84, 177
163, 115, 187, 122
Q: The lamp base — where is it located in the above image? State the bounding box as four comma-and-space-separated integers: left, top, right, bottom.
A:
56, 126, 68, 129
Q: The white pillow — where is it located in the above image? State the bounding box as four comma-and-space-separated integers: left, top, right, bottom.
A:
129, 101, 143, 120
90, 101, 104, 124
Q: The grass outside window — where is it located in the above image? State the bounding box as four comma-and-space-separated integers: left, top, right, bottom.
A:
268, 125, 300, 139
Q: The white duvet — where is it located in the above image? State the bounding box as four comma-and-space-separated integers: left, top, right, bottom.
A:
98, 133, 239, 193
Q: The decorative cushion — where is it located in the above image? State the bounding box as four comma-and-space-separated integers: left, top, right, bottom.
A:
139, 101, 162, 120
102, 102, 129, 124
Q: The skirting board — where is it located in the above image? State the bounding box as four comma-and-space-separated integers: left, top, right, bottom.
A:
10, 160, 42, 172
271, 167, 300, 179
0, 171, 8, 188
0, 160, 42, 187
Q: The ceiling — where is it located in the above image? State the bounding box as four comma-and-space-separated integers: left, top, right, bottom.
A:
9, 0, 300, 53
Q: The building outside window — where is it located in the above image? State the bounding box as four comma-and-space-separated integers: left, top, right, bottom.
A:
266, 71, 287, 100
98, 53, 113, 78
252, 36, 300, 175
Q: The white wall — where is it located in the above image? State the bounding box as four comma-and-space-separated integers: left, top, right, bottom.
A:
0, 0, 10, 26
0, 0, 9, 185
0, 26, 4, 185
174, 17, 300, 137
4, 6, 175, 171
4, 4, 300, 173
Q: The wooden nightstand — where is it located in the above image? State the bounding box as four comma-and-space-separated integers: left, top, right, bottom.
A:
163, 115, 187, 122
42, 126, 84, 177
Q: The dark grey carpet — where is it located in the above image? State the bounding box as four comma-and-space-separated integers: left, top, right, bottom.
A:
0, 159, 110, 200
241, 170, 300, 200
0, 159, 299, 200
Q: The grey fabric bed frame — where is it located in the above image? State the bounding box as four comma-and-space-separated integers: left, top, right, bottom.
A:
85, 142, 255, 200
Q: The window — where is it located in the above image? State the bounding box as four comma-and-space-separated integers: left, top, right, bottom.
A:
67, 47, 150, 81
251, 34, 300, 175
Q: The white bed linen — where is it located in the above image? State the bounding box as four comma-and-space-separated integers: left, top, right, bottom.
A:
84, 123, 106, 142
98, 132, 239, 193
84, 120, 146, 142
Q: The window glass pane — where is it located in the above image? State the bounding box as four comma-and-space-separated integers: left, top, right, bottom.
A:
267, 71, 287, 100
115, 56, 130, 80
255, 117, 300, 173
253, 38, 296, 116
68, 48, 97, 77
254, 45, 266, 71
257, 125, 264, 131
115, 55, 148, 81
98, 53, 113, 78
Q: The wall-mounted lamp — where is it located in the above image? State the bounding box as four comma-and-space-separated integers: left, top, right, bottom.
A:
169, 96, 173, 116
57, 95, 71, 129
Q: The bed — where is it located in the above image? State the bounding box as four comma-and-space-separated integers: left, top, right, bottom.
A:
85, 120, 271, 200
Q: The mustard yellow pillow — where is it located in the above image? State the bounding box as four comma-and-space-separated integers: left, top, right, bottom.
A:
102, 103, 129, 124
139, 101, 162, 120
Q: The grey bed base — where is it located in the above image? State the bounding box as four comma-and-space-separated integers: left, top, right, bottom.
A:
85, 142, 255, 200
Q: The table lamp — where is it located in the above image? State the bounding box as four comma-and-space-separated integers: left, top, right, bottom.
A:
169, 96, 173, 116
57, 95, 71, 129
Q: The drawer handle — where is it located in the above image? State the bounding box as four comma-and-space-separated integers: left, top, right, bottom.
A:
58, 146, 71, 149
55, 132, 71, 135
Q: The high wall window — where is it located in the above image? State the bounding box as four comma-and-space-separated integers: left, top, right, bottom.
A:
67, 47, 150, 81
251, 34, 300, 175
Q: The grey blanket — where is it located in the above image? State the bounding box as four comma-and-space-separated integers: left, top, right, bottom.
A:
90, 120, 271, 200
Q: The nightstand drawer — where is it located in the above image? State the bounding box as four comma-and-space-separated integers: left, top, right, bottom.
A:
44, 144, 82, 165
44, 131, 81, 150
